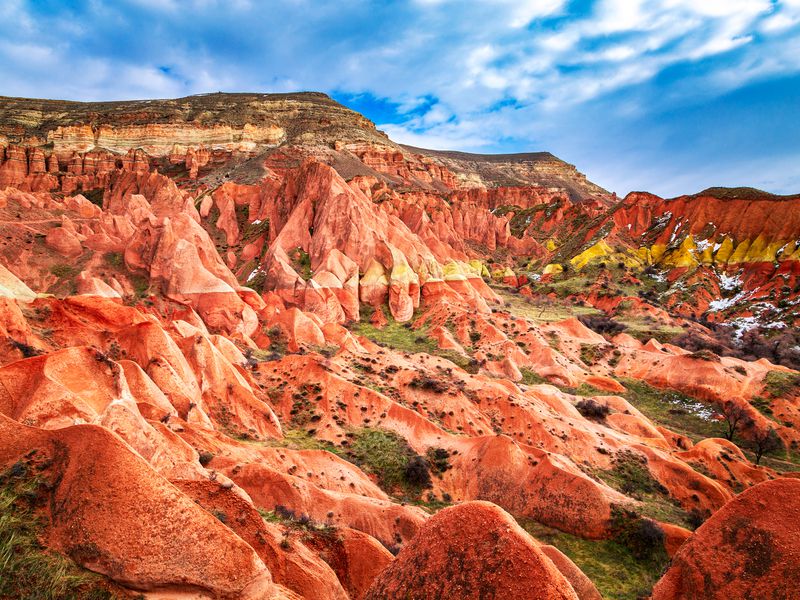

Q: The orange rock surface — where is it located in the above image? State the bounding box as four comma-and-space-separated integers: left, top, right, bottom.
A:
0, 92, 798, 598
364, 501, 580, 600
652, 478, 800, 600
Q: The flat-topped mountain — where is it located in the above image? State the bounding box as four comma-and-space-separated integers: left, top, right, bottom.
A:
404, 145, 609, 200
0, 92, 377, 141
0, 92, 608, 200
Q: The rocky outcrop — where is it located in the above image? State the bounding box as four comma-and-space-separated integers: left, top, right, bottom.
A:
365, 501, 580, 600
0, 91, 797, 600
652, 478, 800, 600
0, 415, 283, 598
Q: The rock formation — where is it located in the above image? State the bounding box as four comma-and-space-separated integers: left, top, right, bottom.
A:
0, 92, 797, 599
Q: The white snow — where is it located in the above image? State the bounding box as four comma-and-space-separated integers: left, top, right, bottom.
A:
718, 271, 742, 292
708, 290, 748, 312
729, 316, 760, 338
695, 239, 712, 252
708, 298, 737, 311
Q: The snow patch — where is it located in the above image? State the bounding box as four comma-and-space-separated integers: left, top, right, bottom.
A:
708, 290, 748, 312
695, 239, 712, 252
718, 271, 742, 292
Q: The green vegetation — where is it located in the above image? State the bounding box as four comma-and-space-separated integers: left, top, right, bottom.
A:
257, 325, 287, 357
289, 247, 312, 280
130, 275, 150, 299
242, 217, 270, 241
750, 396, 775, 420
491, 286, 600, 323
352, 312, 437, 354
344, 428, 432, 498
580, 343, 602, 366
609, 506, 668, 561
600, 451, 665, 500
50, 264, 80, 279
265, 428, 341, 454
257, 505, 337, 551
104, 252, 124, 268
0, 465, 118, 600
350, 309, 477, 372
493, 202, 563, 238
519, 519, 669, 600
520, 368, 548, 385
593, 451, 695, 529
520, 368, 606, 397
615, 317, 685, 344
618, 378, 723, 442
763, 371, 800, 398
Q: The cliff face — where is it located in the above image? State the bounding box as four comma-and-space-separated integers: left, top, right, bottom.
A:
0, 92, 798, 600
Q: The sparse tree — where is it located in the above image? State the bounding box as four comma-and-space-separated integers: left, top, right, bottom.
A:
751, 427, 783, 465
720, 402, 751, 442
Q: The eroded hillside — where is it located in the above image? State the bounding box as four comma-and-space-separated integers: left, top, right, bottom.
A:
0, 93, 798, 600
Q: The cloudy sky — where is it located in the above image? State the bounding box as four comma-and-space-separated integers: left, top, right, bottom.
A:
2, 0, 799, 196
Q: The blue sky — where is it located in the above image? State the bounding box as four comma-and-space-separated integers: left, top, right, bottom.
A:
1, 0, 799, 196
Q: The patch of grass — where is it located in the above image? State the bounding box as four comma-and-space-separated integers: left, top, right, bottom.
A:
344, 428, 431, 499
519, 519, 669, 600
591, 450, 695, 529
750, 396, 776, 420
351, 311, 478, 373
50, 264, 80, 279
289, 247, 312, 280
763, 371, 800, 398
617, 319, 685, 344
130, 275, 150, 298
609, 506, 668, 561
618, 378, 724, 443
520, 369, 606, 397
242, 217, 270, 241
257, 505, 338, 549
561, 383, 607, 397
0, 465, 119, 600
104, 252, 124, 268
599, 451, 666, 500
492, 287, 600, 323
351, 314, 437, 354
264, 429, 342, 455
520, 368, 549, 385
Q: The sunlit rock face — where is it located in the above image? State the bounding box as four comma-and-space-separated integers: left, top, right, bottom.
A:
0, 92, 798, 599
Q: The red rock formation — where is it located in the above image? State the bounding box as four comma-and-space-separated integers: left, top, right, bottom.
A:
652, 478, 800, 600
0, 92, 797, 599
0, 415, 282, 598
365, 501, 580, 600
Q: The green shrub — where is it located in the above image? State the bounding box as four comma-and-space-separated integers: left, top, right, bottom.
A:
105, 252, 124, 268
763, 371, 800, 398
0, 465, 118, 599
289, 247, 312, 280
609, 505, 667, 561
346, 428, 431, 497
520, 518, 669, 600
50, 264, 80, 278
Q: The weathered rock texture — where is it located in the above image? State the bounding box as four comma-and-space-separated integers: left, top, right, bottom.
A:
0, 92, 797, 599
